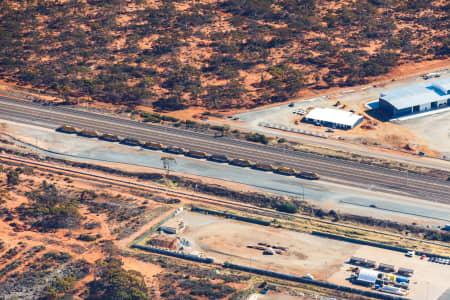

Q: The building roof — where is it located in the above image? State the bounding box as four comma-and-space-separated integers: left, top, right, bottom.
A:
432, 78, 450, 94
379, 77, 450, 110
357, 269, 379, 284
305, 108, 363, 127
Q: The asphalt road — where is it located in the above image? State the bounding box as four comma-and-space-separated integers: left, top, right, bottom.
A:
1, 96, 449, 203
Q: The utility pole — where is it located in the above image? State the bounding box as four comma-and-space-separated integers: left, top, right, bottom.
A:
299, 183, 305, 201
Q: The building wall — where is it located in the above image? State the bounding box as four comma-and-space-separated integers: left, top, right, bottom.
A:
380, 95, 450, 118
419, 103, 431, 111
379, 98, 396, 117
304, 118, 358, 129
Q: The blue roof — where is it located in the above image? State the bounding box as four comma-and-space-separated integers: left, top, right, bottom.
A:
379, 77, 450, 110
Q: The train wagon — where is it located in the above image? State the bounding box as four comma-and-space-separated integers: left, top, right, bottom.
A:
276, 167, 298, 176
57, 125, 79, 134
78, 129, 100, 138
187, 150, 210, 159
297, 172, 320, 180
144, 142, 165, 150
100, 133, 121, 142
164, 146, 187, 154
253, 162, 274, 171
230, 158, 254, 167
121, 137, 143, 146
209, 154, 230, 163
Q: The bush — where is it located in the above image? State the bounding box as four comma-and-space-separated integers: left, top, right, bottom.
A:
275, 201, 298, 213
246, 133, 269, 144
77, 234, 100, 242
143, 115, 161, 123
20, 181, 81, 229
87, 258, 148, 300
6, 170, 19, 186
42, 251, 72, 263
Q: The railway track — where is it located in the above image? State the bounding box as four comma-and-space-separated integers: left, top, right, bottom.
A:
0, 97, 449, 203
1, 154, 448, 250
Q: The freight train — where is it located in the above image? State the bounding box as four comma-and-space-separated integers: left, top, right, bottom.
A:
56, 124, 320, 180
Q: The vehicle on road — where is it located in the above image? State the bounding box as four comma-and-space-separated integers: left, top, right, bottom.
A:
57, 125, 78, 133
144, 142, 165, 150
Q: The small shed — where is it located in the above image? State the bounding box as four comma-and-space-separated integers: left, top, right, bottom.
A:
356, 269, 379, 286
397, 267, 414, 276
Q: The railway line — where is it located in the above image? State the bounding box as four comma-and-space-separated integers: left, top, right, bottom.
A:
0, 97, 449, 203
1, 154, 448, 250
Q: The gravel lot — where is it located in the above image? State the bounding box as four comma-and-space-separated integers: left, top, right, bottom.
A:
176, 211, 450, 300
400, 110, 450, 157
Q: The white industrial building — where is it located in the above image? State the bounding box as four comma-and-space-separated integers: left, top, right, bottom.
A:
379, 77, 450, 117
304, 108, 363, 129
356, 269, 380, 286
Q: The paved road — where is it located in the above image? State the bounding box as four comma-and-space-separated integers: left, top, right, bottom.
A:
1, 96, 449, 203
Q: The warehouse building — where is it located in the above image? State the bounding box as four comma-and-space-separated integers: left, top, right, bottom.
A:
379, 77, 450, 117
304, 108, 363, 129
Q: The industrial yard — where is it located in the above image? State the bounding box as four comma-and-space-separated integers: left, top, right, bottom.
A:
234, 70, 450, 157
136, 208, 450, 300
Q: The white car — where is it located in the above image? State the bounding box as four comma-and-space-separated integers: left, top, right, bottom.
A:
405, 251, 415, 257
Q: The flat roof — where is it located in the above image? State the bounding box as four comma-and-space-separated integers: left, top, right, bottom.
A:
357, 269, 379, 284
305, 108, 363, 127
379, 77, 450, 110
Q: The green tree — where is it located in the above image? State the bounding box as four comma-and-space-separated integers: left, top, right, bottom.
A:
276, 201, 298, 213
88, 258, 148, 300
6, 170, 19, 186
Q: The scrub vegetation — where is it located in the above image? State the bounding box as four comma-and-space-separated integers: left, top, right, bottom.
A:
0, 0, 447, 110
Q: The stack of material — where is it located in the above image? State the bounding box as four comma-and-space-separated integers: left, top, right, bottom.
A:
147, 236, 178, 250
